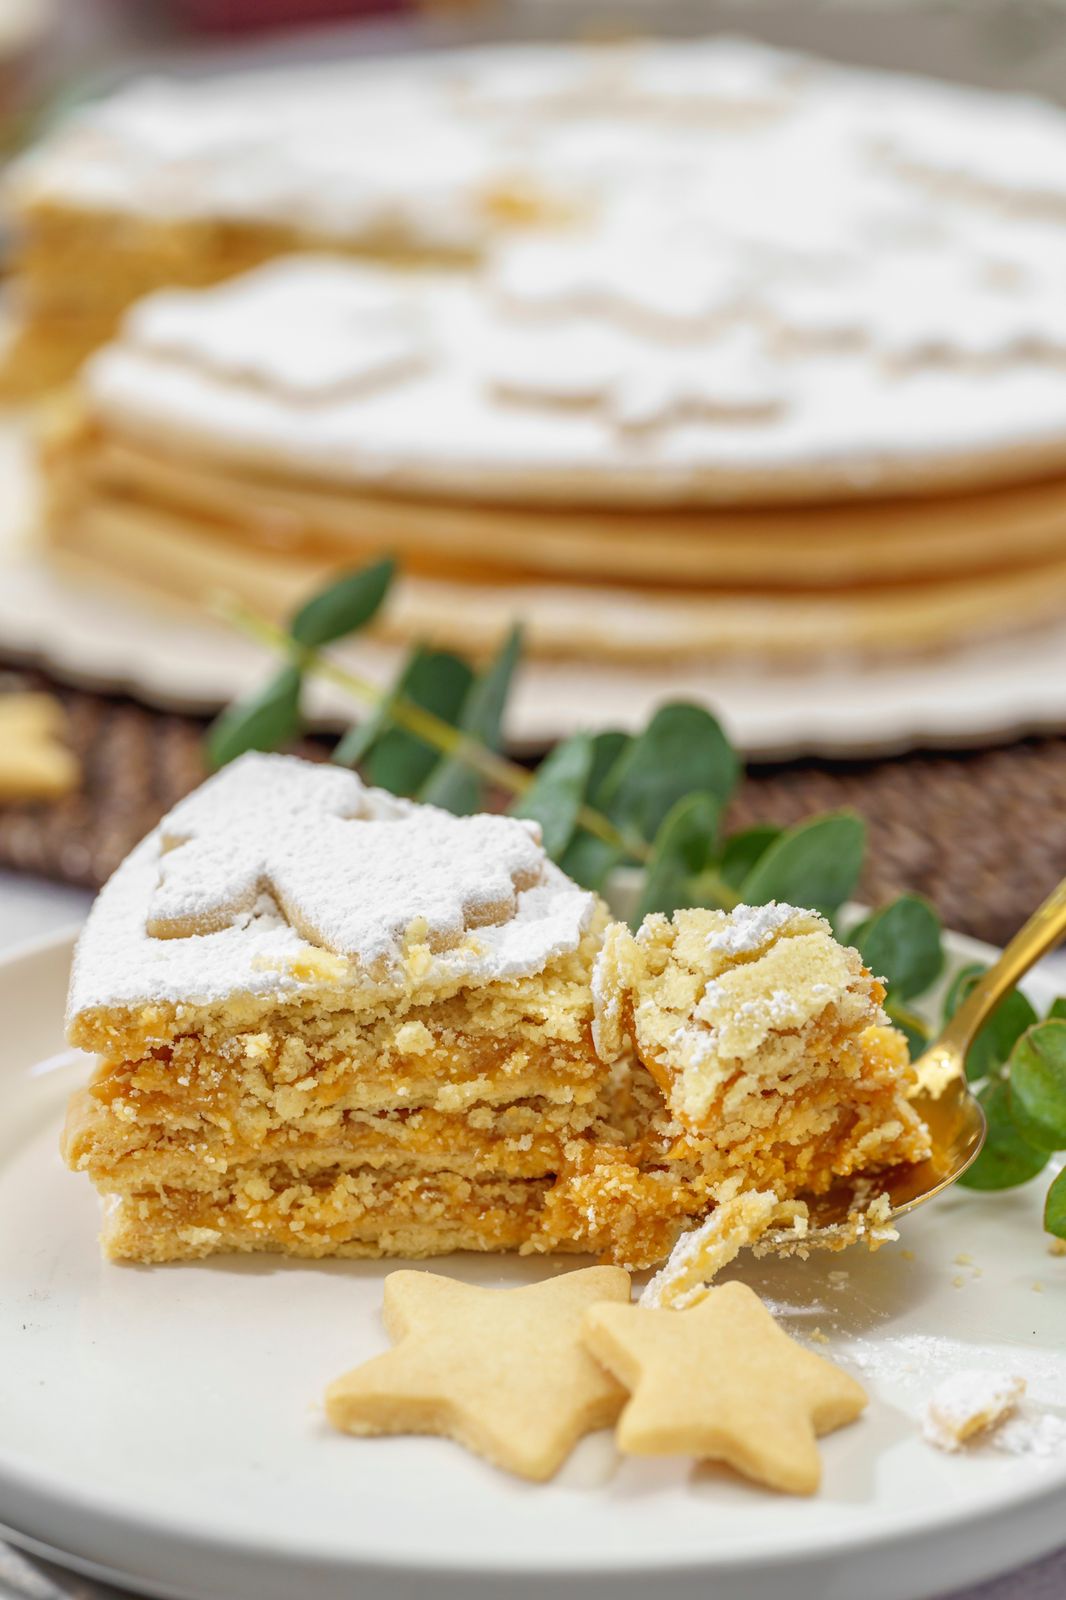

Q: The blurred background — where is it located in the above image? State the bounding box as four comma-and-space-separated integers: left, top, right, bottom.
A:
2, 0, 1066, 955
23, 1, 1066, 98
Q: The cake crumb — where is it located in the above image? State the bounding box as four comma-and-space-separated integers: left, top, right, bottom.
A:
953, 1252, 973, 1267
922, 1371, 1025, 1452
640, 1190, 795, 1309
901, 1248, 916, 1262
1048, 1238, 1066, 1257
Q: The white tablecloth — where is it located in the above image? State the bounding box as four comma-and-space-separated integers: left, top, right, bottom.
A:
0, 873, 1062, 1600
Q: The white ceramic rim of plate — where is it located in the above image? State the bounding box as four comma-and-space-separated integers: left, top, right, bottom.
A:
0, 927, 1063, 1592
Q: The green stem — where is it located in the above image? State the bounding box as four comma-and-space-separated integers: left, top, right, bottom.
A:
216, 595, 649, 863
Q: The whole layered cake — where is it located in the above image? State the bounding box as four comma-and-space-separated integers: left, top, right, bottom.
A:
62, 753, 929, 1267
23, 39, 1066, 660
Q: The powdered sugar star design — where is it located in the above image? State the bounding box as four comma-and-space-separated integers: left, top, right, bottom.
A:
148, 752, 548, 973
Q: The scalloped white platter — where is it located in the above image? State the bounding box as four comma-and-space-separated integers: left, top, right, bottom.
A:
5, 421, 1066, 757
0, 924, 1063, 1600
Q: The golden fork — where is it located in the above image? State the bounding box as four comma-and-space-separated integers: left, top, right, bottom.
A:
800, 876, 1066, 1232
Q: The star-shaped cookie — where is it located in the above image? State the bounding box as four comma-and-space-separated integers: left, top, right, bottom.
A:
0, 693, 79, 802
325, 1266, 631, 1481
583, 1280, 866, 1494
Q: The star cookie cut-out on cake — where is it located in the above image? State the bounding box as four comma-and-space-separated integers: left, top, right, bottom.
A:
147, 752, 552, 972
583, 1280, 867, 1494
325, 1266, 631, 1480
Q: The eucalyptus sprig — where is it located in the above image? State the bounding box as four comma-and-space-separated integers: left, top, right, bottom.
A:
208, 558, 1065, 1240
944, 969, 1066, 1231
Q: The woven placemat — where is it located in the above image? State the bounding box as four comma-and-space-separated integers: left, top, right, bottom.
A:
1, 666, 1063, 950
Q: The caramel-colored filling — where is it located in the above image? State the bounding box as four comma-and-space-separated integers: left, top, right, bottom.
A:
65, 908, 931, 1269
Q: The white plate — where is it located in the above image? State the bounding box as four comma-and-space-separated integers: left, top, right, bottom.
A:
0, 925, 1063, 1600
5, 422, 1066, 758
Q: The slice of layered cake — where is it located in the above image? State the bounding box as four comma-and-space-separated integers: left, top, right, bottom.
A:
63, 754, 929, 1266
62, 753, 611, 1262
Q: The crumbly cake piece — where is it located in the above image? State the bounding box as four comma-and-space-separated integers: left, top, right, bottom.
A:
922, 1372, 1026, 1452
593, 903, 927, 1160
561, 903, 931, 1269
63, 756, 929, 1267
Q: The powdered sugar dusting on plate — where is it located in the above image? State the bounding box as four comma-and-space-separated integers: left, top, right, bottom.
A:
992, 1408, 1066, 1458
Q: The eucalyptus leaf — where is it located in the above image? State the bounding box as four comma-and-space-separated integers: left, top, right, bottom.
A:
586, 729, 631, 797
635, 793, 720, 922
558, 730, 632, 889
332, 707, 388, 772
598, 703, 738, 843
289, 557, 395, 649
333, 647, 473, 783
958, 1080, 1051, 1191
420, 625, 522, 815
1044, 1168, 1066, 1239
1049, 998, 1066, 1022
719, 825, 780, 891
557, 830, 618, 893
1008, 1021, 1066, 1151
332, 657, 407, 771
511, 733, 593, 859
849, 894, 943, 1002
368, 652, 474, 796
943, 965, 1039, 1082
206, 664, 302, 769
942, 962, 986, 1024
739, 810, 865, 916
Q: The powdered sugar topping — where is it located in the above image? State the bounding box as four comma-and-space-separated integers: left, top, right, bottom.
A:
67, 753, 595, 1016
704, 901, 821, 956
33, 39, 1066, 502
127, 259, 431, 403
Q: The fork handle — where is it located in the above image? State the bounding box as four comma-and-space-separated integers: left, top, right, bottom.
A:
939, 875, 1066, 1056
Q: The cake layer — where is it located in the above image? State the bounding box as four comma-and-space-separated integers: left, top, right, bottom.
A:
78, 1019, 607, 1119
100, 1169, 561, 1263
64, 1083, 616, 1186
48, 420, 1066, 591
47, 485, 1066, 663
68, 989, 606, 1134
